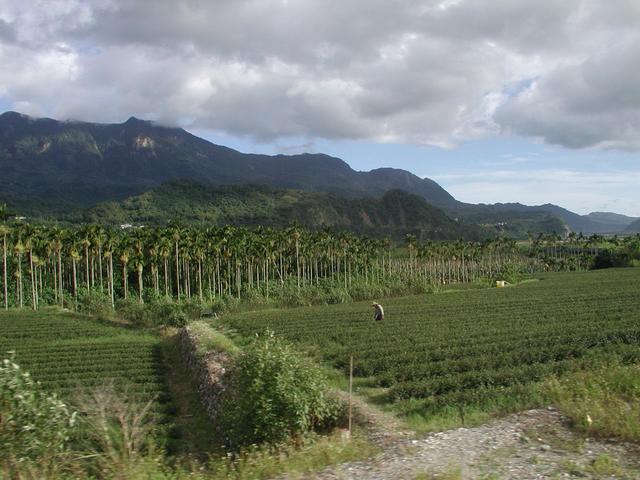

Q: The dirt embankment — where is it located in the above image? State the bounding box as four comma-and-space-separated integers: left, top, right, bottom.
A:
179, 326, 233, 423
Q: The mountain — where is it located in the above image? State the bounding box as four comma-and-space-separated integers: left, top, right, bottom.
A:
536, 205, 637, 234
44, 180, 482, 240
0, 111, 633, 236
449, 202, 568, 237
626, 218, 640, 233
451, 202, 636, 235
0, 111, 456, 207
585, 212, 638, 233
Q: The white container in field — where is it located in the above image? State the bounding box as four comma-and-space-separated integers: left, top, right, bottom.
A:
496, 280, 506, 288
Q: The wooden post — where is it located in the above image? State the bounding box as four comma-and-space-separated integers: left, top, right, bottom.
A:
348, 354, 353, 435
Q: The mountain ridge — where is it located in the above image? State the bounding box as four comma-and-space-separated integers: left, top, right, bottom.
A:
0, 110, 456, 207
0, 111, 635, 235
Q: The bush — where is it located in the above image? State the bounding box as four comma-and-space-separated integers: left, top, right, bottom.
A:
0, 355, 77, 463
148, 299, 188, 328
219, 332, 343, 448
78, 290, 112, 317
115, 297, 151, 326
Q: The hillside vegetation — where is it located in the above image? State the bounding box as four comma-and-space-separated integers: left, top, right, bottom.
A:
62, 181, 482, 240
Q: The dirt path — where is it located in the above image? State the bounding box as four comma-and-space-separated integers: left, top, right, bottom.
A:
303, 408, 640, 479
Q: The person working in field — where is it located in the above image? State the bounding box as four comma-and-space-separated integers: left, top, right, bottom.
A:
372, 302, 384, 321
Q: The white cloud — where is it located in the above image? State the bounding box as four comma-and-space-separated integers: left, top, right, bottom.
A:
1, 0, 640, 150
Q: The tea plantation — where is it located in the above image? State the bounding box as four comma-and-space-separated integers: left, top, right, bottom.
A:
222, 268, 640, 421
0, 310, 165, 402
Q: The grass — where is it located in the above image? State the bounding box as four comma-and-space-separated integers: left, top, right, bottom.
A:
204, 430, 377, 480
545, 363, 640, 443
413, 467, 463, 480
188, 320, 241, 357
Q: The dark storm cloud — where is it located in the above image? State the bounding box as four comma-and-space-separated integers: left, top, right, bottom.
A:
1, 0, 640, 149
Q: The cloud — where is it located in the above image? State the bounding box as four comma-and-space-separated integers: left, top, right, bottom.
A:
1, 0, 640, 149
495, 36, 640, 150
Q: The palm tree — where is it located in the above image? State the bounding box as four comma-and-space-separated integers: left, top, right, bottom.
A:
0, 211, 10, 309
22, 225, 39, 311
78, 226, 92, 294
170, 222, 184, 301
69, 243, 81, 310
120, 242, 131, 301
158, 231, 172, 298
103, 231, 117, 309
130, 229, 147, 304
52, 228, 66, 307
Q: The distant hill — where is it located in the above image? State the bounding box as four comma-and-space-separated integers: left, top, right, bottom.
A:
0, 111, 456, 207
451, 202, 636, 235
52, 181, 482, 240
537, 205, 636, 234
626, 218, 640, 233
0, 111, 634, 236
450, 203, 567, 238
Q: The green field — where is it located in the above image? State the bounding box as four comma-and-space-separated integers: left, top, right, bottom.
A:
222, 268, 640, 427
0, 310, 165, 402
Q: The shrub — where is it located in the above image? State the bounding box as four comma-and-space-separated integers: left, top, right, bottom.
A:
78, 290, 112, 317
115, 297, 151, 326
148, 299, 188, 328
0, 355, 78, 463
219, 332, 343, 448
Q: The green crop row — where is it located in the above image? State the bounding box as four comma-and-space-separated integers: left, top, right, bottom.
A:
221, 267, 640, 415
0, 310, 164, 406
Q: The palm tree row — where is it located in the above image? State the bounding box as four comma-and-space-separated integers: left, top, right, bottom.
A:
0, 218, 628, 310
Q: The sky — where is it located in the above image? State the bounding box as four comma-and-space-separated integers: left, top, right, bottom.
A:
0, 0, 639, 216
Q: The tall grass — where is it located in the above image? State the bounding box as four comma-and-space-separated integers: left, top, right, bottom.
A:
546, 363, 640, 443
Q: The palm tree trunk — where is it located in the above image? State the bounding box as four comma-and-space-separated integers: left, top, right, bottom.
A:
58, 250, 63, 307
72, 258, 78, 310
109, 255, 115, 309
85, 244, 90, 294
2, 233, 7, 310
198, 259, 203, 302
52, 257, 58, 304
123, 265, 128, 300
29, 250, 36, 310
17, 253, 23, 308
37, 265, 42, 309
98, 245, 104, 293
175, 241, 180, 301
295, 239, 300, 294
137, 266, 143, 304
164, 258, 169, 298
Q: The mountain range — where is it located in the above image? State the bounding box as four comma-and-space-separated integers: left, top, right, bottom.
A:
0, 111, 636, 236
